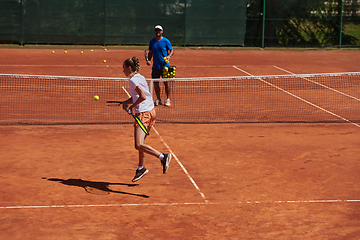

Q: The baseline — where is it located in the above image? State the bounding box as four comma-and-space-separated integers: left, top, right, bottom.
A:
1, 199, 360, 210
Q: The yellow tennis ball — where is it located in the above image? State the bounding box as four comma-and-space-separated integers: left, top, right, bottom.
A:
64, 50, 67, 53
104, 48, 107, 51
94, 95, 99, 100
81, 51, 83, 54
91, 49, 93, 52
52, 51, 55, 54
103, 60, 106, 63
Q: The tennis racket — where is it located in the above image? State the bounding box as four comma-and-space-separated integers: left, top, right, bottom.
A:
144, 50, 149, 62
106, 100, 123, 107
126, 107, 149, 135
122, 86, 149, 136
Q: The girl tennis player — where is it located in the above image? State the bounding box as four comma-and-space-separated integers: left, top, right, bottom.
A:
122, 56, 172, 182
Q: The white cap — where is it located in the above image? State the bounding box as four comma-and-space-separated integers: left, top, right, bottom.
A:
154, 25, 163, 31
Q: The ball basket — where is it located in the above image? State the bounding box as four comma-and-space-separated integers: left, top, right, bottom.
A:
162, 66, 177, 78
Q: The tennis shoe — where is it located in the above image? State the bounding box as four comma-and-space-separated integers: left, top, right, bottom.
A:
165, 99, 171, 106
161, 153, 172, 174
154, 99, 162, 106
132, 167, 149, 182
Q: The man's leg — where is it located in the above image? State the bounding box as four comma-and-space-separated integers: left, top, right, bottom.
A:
152, 68, 162, 105
154, 81, 161, 103
164, 81, 171, 106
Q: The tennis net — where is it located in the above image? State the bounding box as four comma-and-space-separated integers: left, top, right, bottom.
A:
1, 72, 359, 125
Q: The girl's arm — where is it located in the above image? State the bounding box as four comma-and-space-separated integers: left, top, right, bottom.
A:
122, 97, 133, 112
130, 86, 146, 111
123, 86, 146, 113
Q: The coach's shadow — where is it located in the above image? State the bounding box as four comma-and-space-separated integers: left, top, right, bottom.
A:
45, 178, 149, 198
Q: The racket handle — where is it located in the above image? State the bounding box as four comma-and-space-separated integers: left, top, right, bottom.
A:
126, 107, 132, 114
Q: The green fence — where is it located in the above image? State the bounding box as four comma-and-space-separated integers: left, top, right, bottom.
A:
0, 0, 247, 46
0, 0, 359, 47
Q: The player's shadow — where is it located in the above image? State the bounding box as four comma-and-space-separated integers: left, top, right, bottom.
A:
45, 178, 149, 198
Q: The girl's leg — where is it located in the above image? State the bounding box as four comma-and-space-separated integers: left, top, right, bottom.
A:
138, 148, 145, 167
134, 126, 161, 165
131, 123, 172, 182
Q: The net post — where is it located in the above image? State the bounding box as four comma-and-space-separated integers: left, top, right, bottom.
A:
262, 0, 266, 49
149, 79, 154, 99
339, 0, 344, 48
103, 0, 106, 46
20, 0, 23, 46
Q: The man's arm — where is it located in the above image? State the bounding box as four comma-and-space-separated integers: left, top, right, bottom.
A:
147, 50, 153, 66
168, 48, 174, 58
165, 49, 174, 62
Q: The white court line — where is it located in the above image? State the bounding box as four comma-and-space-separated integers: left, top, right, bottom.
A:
232, 66, 360, 128
1, 199, 359, 209
0, 64, 271, 68
152, 127, 208, 202
274, 65, 360, 102
0, 64, 116, 67
121, 86, 207, 202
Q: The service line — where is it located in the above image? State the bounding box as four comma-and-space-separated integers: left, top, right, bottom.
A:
232, 66, 360, 128
274, 65, 360, 102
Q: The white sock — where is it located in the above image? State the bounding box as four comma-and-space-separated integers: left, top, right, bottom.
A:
159, 153, 164, 161
137, 166, 144, 170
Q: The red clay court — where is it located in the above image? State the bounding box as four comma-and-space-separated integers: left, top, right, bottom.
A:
1, 47, 360, 239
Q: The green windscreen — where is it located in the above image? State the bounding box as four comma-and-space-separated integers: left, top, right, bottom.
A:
0, 0, 247, 46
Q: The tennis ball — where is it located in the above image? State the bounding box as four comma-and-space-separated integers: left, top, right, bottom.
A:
104, 48, 107, 51
52, 51, 55, 54
103, 60, 106, 63
91, 49, 93, 52
81, 51, 83, 54
64, 50, 67, 54
94, 95, 99, 100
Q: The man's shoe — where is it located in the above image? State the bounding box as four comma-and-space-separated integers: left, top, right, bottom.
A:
165, 99, 171, 106
154, 99, 162, 106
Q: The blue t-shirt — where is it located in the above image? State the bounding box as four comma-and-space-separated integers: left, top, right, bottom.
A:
149, 37, 173, 70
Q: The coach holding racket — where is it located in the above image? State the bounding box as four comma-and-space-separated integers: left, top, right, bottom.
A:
146, 25, 174, 107
122, 57, 172, 182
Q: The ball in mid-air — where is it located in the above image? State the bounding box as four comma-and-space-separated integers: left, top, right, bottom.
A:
94, 95, 99, 100
103, 60, 106, 63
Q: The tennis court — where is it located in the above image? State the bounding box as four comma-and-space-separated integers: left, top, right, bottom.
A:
1, 48, 360, 239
